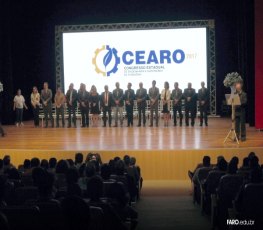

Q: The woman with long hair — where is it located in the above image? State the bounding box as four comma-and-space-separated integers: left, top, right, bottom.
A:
161, 82, 171, 127
89, 85, 100, 127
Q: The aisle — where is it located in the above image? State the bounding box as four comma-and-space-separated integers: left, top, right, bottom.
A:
136, 181, 210, 230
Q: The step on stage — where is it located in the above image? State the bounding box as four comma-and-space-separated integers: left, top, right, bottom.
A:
0, 118, 262, 180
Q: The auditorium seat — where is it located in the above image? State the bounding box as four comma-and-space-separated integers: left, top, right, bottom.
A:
0, 206, 41, 230
89, 206, 104, 230
103, 181, 114, 197
14, 186, 38, 205
211, 174, 244, 229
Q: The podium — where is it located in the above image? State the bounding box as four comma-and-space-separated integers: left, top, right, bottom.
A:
223, 94, 241, 144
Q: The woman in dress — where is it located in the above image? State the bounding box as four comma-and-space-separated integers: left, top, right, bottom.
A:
31, 86, 40, 127
161, 82, 171, 127
89, 85, 100, 127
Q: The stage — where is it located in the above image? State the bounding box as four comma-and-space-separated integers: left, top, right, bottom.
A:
0, 117, 262, 180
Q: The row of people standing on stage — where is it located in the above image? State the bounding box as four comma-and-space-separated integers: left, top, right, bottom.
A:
13, 80, 210, 128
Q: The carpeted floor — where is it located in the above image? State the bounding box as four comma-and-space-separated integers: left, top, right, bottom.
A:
136, 180, 211, 230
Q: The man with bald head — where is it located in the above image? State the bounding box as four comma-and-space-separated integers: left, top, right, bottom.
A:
136, 82, 147, 127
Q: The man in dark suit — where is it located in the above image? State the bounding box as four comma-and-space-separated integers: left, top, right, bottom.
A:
136, 82, 147, 127
148, 80, 159, 127
0, 90, 5, 137
198, 81, 209, 126
78, 83, 90, 127
183, 83, 196, 126
41, 82, 54, 128
235, 82, 247, 141
101, 85, 113, 127
112, 82, 124, 127
124, 83, 135, 127
66, 83, 78, 128
171, 82, 183, 126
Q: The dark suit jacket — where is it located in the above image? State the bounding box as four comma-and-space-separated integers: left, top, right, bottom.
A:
41, 89, 53, 106
235, 91, 247, 116
171, 88, 183, 106
198, 88, 209, 106
136, 88, 147, 108
124, 89, 135, 106
148, 87, 160, 107
112, 88, 124, 107
183, 88, 196, 106
78, 90, 90, 109
100, 91, 113, 108
66, 89, 78, 107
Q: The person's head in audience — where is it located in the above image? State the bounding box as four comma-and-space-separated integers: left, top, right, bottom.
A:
85, 152, 93, 163
249, 168, 262, 183
203, 156, 211, 167
40, 159, 49, 170
114, 156, 121, 162
216, 156, 224, 164
31, 157, 40, 168
67, 159, 74, 167
86, 176, 103, 201
56, 160, 69, 174
242, 157, 249, 168
115, 160, 125, 176
75, 153, 83, 165
95, 153, 102, 165
227, 160, 238, 174
6, 168, 20, 180
3, 155, 11, 168
231, 156, 239, 166
67, 183, 82, 197
49, 157, 57, 169
61, 196, 90, 230
123, 155, 131, 167
248, 152, 256, 159
85, 162, 96, 178
249, 155, 259, 169
100, 164, 111, 180
130, 157, 137, 166
217, 158, 228, 171
66, 167, 79, 185
23, 159, 31, 170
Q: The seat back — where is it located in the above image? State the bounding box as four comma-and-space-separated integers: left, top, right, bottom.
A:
89, 206, 104, 230
197, 167, 212, 184
206, 171, 225, 195
242, 183, 263, 218
1, 206, 41, 230
103, 181, 114, 197
218, 174, 243, 207
14, 186, 38, 205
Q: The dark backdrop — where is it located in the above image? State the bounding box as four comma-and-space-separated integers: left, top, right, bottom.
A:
0, 0, 255, 125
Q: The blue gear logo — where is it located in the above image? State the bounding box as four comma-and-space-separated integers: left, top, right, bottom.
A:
92, 45, 120, 77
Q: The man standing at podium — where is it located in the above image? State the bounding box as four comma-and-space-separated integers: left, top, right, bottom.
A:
235, 82, 247, 141
198, 81, 209, 126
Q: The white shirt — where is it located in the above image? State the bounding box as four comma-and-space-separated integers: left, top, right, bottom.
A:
14, 95, 25, 109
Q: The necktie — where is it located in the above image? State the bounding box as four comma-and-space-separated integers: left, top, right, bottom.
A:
117, 90, 119, 97
128, 91, 130, 100
70, 91, 72, 101
105, 92, 108, 105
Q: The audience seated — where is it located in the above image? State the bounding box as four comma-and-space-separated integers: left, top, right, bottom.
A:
0, 153, 141, 230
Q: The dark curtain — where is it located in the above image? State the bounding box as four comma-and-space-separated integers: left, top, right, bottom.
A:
0, 0, 255, 125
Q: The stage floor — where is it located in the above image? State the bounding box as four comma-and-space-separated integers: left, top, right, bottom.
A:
0, 118, 262, 151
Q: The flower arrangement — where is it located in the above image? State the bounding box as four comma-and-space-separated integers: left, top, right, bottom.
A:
223, 72, 243, 87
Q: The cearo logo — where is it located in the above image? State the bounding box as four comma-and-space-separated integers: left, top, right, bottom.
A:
92, 45, 185, 76
92, 45, 120, 77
